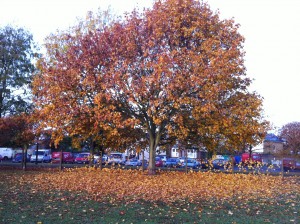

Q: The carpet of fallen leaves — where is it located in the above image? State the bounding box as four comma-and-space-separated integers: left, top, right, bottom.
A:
11, 167, 300, 205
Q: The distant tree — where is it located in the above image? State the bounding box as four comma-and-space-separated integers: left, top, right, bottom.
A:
0, 113, 35, 170
279, 122, 300, 156
0, 25, 38, 118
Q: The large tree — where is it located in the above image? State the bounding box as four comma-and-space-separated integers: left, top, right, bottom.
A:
279, 122, 300, 156
34, 0, 268, 174
0, 25, 37, 118
95, 0, 268, 174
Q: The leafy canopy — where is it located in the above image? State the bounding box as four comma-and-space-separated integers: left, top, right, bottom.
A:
0, 25, 37, 118
33, 0, 268, 174
279, 122, 300, 156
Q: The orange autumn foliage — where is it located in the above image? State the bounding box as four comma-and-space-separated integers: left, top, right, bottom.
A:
12, 168, 300, 205
33, 0, 269, 175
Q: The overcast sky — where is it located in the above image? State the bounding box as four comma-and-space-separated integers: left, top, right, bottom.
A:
1, 0, 300, 131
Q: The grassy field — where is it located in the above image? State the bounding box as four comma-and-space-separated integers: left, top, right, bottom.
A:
0, 168, 299, 224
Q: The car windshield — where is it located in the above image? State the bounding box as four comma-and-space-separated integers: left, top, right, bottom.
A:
111, 154, 122, 159
33, 151, 46, 155
78, 154, 88, 158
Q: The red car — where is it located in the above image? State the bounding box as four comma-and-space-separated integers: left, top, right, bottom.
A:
155, 157, 164, 167
74, 153, 90, 164
52, 152, 75, 164
283, 158, 300, 171
242, 153, 262, 165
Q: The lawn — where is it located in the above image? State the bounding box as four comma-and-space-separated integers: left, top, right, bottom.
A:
0, 167, 299, 223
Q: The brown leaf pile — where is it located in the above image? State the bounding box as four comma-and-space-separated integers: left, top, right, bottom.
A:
15, 168, 300, 204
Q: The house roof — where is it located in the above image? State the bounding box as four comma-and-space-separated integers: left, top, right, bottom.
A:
264, 133, 284, 143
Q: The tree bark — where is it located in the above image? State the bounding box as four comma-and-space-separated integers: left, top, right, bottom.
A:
142, 150, 145, 172
59, 148, 63, 171
147, 125, 162, 175
99, 150, 103, 170
148, 135, 156, 175
22, 145, 28, 171
89, 140, 95, 167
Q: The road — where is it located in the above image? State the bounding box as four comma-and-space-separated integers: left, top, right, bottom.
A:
0, 160, 299, 176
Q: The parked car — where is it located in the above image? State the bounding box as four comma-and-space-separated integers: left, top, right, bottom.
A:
0, 154, 3, 161
181, 159, 199, 169
93, 154, 100, 164
12, 154, 31, 163
165, 158, 181, 167
140, 159, 148, 167
283, 158, 300, 171
0, 147, 14, 160
51, 152, 74, 164
241, 153, 262, 165
107, 152, 126, 165
102, 154, 109, 164
94, 154, 108, 164
125, 159, 142, 166
212, 159, 230, 169
155, 157, 164, 167
74, 153, 90, 164
200, 159, 209, 169
178, 157, 191, 164
234, 155, 242, 165
30, 149, 51, 163
156, 155, 168, 163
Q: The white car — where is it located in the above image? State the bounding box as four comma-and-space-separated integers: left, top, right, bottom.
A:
30, 149, 51, 163
125, 159, 142, 166
93, 154, 108, 164
108, 152, 126, 164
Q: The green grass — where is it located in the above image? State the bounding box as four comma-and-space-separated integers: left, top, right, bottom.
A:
0, 170, 299, 224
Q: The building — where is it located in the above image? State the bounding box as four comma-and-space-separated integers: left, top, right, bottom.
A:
263, 133, 284, 154
170, 145, 207, 160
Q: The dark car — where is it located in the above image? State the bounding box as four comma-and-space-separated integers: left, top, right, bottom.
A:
200, 159, 209, 169
165, 158, 181, 167
12, 154, 31, 163
283, 158, 300, 171
155, 157, 164, 167
212, 159, 229, 169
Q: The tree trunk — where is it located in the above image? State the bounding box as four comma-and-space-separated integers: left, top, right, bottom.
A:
147, 126, 162, 175
142, 150, 145, 172
249, 145, 253, 164
99, 150, 103, 170
185, 149, 188, 174
22, 145, 28, 171
35, 143, 39, 165
89, 140, 95, 167
59, 148, 63, 171
148, 137, 156, 175
21, 148, 25, 169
